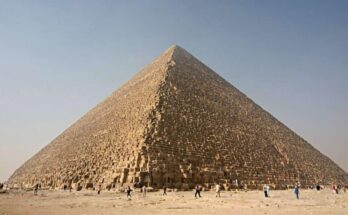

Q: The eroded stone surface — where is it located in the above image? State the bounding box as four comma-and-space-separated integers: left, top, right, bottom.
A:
8, 45, 348, 190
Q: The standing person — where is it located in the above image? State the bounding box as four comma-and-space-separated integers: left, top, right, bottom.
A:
336, 185, 340, 194
195, 185, 201, 198
332, 184, 337, 194
263, 184, 269, 198
126, 186, 132, 200
294, 185, 300, 199
162, 184, 167, 196
97, 184, 102, 195
34, 183, 39, 195
142, 185, 147, 197
215, 184, 221, 198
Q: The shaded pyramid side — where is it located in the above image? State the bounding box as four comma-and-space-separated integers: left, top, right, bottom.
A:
8, 46, 177, 189
141, 46, 348, 188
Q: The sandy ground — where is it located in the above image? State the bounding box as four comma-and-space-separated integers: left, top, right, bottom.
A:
0, 189, 347, 215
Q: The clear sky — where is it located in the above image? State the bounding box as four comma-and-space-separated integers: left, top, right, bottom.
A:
0, 0, 347, 182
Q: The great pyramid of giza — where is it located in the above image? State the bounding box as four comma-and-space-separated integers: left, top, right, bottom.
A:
9, 45, 348, 190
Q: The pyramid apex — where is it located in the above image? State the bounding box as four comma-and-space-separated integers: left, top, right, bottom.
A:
163, 44, 192, 62
168, 44, 181, 50
165, 44, 187, 53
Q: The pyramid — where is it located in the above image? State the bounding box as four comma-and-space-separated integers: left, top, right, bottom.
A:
9, 45, 348, 190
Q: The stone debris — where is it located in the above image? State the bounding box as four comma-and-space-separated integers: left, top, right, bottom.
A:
8, 45, 348, 190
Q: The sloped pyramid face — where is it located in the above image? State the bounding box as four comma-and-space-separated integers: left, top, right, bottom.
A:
9, 45, 348, 190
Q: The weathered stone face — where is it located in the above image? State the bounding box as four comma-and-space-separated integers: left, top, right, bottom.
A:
8, 45, 348, 190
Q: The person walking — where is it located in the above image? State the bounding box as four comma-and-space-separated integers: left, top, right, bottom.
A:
195, 185, 201, 198
263, 184, 270, 198
337, 185, 341, 194
126, 186, 132, 200
215, 184, 221, 197
34, 183, 39, 195
243, 183, 248, 192
97, 184, 102, 195
332, 184, 337, 194
142, 185, 147, 197
162, 185, 167, 196
294, 185, 300, 199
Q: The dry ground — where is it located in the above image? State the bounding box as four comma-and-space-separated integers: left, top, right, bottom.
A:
0, 189, 347, 215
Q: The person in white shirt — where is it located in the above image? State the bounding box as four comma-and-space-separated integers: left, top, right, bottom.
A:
215, 184, 221, 197
142, 185, 147, 197
263, 184, 270, 198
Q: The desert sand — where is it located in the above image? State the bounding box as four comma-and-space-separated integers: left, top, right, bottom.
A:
0, 189, 347, 215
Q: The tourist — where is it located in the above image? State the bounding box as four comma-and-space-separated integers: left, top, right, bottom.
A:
126, 186, 132, 199
97, 184, 101, 195
34, 183, 39, 195
316, 184, 321, 191
0, 183, 3, 190
162, 185, 167, 196
243, 183, 248, 192
195, 185, 201, 198
337, 185, 341, 194
332, 184, 337, 194
215, 184, 221, 198
263, 184, 270, 198
294, 185, 300, 199
142, 185, 147, 197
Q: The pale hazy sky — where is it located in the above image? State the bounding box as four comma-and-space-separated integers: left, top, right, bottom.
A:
0, 0, 347, 182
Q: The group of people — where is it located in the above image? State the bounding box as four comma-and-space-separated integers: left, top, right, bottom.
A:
331, 184, 346, 194
263, 184, 300, 199
125, 184, 220, 199
125, 184, 168, 200
124, 183, 304, 199
29, 182, 347, 200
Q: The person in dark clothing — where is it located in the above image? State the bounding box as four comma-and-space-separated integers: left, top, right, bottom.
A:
126, 186, 132, 199
336, 185, 340, 194
195, 185, 201, 198
163, 185, 167, 196
97, 184, 102, 195
294, 185, 300, 199
34, 183, 39, 195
